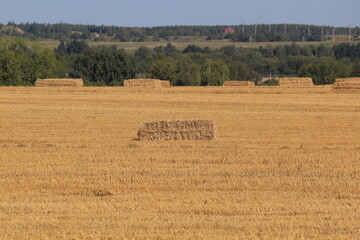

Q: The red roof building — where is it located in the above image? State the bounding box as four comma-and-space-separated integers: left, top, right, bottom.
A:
223, 27, 236, 34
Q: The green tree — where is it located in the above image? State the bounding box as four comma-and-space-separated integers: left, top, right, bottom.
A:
115, 27, 129, 42
200, 59, 230, 86
278, 56, 316, 75
228, 62, 260, 82
153, 43, 178, 58
314, 44, 334, 58
71, 46, 136, 86
285, 43, 301, 56
237, 51, 266, 74
134, 46, 154, 74
220, 45, 237, 57
298, 59, 350, 85
0, 37, 67, 86
28, 43, 68, 82
174, 60, 201, 86
64, 40, 89, 54
350, 61, 360, 77
148, 60, 177, 83
55, 40, 89, 70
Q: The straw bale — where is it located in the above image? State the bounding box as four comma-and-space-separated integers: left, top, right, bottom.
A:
161, 80, 171, 88
124, 79, 163, 89
278, 77, 313, 87
35, 79, 83, 87
332, 78, 360, 92
137, 120, 216, 141
223, 81, 255, 87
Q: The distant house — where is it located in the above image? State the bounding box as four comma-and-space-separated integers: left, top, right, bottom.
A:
223, 27, 236, 34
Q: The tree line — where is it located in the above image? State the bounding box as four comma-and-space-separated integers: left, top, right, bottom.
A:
0, 37, 359, 86
1, 22, 359, 43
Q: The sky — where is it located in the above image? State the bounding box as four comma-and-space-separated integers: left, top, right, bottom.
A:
0, 0, 359, 27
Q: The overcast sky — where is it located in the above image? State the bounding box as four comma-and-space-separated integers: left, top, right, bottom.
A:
0, 0, 359, 27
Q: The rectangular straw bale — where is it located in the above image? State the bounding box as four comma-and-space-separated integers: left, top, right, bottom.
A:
279, 77, 313, 87
35, 79, 83, 87
161, 80, 171, 88
124, 79, 163, 89
332, 78, 360, 92
137, 120, 216, 141
223, 81, 255, 87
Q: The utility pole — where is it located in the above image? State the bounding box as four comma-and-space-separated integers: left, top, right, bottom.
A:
333, 27, 335, 43
284, 24, 287, 33
255, 23, 257, 35
321, 26, 324, 42
349, 26, 352, 41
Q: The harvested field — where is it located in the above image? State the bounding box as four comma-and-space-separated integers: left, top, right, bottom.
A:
137, 120, 215, 141
279, 77, 313, 87
124, 79, 163, 89
332, 77, 360, 92
35, 78, 83, 87
223, 81, 255, 87
0, 86, 359, 239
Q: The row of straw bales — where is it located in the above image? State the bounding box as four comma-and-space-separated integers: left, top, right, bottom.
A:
35, 79, 84, 87
123, 79, 171, 89
223, 78, 313, 88
223, 81, 255, 87
278, 77, 313, 87
332, 78, 360, 92
276, 77, 360, 92
137, 120, 215, 141
221, 77, 358, 90
124, 79, 162, 89
33, 78, 360, 93
34, 78, 171, 88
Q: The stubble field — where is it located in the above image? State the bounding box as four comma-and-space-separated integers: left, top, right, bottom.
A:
0, 86, 359, 239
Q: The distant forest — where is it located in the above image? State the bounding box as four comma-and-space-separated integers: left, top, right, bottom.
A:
0, 22, 359, 42
1, 37, 359, 86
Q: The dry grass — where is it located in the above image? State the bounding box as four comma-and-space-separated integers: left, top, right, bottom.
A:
279, 77, 313, 88
137, 120, 215, 141
0, 86, 359, 239
35, 78, 83, 87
